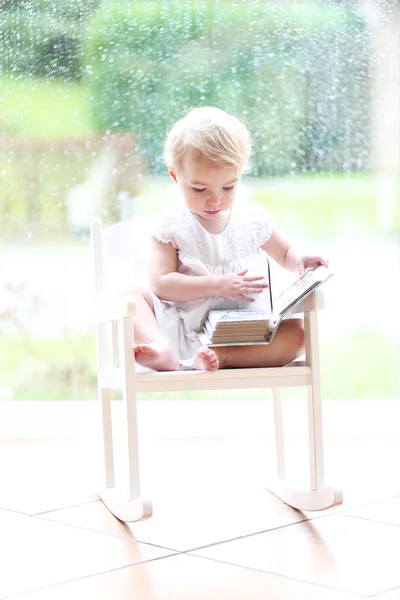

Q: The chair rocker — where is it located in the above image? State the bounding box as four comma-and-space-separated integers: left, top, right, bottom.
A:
91, 217, 343, 522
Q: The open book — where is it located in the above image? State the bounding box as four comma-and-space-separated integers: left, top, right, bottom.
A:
198, 265, 333, 346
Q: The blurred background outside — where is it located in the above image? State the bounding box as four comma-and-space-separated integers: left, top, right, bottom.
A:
0, 0, 399, 402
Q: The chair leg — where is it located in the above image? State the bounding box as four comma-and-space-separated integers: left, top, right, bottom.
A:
304, 310, 342, 507
307, 382, 325, 491
268, 311, 343, 511
268, 386, 343, 510
272, 388, 286, 479
96, 322, 115, 489
99, 317, 153, 522
100, 387, 115, 489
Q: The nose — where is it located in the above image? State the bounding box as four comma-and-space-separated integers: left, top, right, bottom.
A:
207, 192, 222, 207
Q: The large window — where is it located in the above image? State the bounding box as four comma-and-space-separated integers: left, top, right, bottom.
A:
0, 0, 398, 401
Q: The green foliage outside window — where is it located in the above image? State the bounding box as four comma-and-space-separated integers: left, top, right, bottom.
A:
0, 0, 370, 175
0, 0, 99, 80
83, 0, 369, 175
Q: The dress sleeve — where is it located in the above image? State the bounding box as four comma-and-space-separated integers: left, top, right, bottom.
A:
151, 213, 179, 249
248, 203, 275, 246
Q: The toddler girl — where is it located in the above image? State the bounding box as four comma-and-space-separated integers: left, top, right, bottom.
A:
132, 107, 328, 371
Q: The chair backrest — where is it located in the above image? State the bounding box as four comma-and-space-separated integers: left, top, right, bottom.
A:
91, 217, 153, 302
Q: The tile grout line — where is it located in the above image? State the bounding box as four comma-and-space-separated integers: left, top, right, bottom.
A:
9, 491, 400, 554
181, 552, 361, 597
338, 492, 400, 515
164, 511, 340, 554
6, 489, 400, 523
32, 501, 372, 557
30, 498, 316, 552
2, 553, 180, 600
33, 498, 100, 516
339, 512, 400, 529
2, 551, 361, 600
0, 506, 36, 518
9, 497, 324, 556
363, 583, 400, 599
7, 494, 400, 598
35, 506, 333, 555
33, 511, 182, 554
33, 510, 311, 556
31, 501, 352, 559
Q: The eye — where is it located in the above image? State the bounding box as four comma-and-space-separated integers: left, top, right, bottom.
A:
223, 185, 235, 191
192, 187, 206, 193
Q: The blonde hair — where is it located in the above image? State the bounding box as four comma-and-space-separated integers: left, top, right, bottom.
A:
164, 106, 251, 173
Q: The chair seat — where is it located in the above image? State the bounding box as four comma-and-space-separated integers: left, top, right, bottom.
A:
100, 363, 312, 393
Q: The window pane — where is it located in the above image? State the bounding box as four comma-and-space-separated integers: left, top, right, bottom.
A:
0, 0, 398, 401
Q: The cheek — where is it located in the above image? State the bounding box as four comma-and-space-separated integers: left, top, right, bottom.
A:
225, 190, 236, 202
180, 184, 194, 202
187, 189, 202, 202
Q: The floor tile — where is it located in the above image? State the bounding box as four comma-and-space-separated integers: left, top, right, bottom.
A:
345, 495, 400, 526
372, 589, 400, 599
193, 514, 400, 596
0, 508, 173, 598
304, 438, 400, 515
2, 432, 400, 519
0, 440, 101, 514
8, 434, 400, 552
40, 488, 307, 552
38, 435, 311, 550
8, 553, 361, 600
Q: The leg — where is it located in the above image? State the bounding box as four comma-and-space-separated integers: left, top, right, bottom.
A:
125, 286, 179, 371
128, 285, 160, 343
195, 318, 304, 370
221, 318, 304, 368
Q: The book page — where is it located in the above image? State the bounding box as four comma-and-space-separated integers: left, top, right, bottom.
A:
273, 265, 332, 317
207, 309, 270, 326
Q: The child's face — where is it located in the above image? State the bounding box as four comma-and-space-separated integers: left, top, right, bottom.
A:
169, 150, 241, 222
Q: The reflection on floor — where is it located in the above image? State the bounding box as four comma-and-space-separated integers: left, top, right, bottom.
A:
1, 399, 400, 599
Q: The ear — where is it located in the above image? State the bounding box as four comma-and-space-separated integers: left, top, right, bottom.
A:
168, 169, 178, 183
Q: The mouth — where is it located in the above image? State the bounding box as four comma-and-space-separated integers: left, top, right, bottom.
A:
204, 209, 220, 216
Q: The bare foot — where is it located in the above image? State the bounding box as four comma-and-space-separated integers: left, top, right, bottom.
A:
194, 346, 221, 371
133, 342, 180, 372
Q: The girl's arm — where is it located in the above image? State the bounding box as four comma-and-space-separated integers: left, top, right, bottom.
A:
261, 228, 297, 271
149, 239, 218, 302
149, 238, 267, 302
261, 228, 328, 277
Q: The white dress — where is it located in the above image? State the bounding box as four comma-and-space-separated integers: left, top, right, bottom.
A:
151, 201, 275, 363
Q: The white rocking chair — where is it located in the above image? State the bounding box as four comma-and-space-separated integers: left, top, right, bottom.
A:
90, 217, 343, 522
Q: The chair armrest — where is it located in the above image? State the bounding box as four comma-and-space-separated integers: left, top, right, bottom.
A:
97, 295, 136, 322
291, 289, 324, 314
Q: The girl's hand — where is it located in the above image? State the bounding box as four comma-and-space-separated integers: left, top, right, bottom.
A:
295, 254, 329, 279
218, 269, 268, 302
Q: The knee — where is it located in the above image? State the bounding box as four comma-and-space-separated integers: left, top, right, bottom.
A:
276, 319, 304, 366
122, 284, 154, 311
123, 284, 148, 300
291, 319, 305, 353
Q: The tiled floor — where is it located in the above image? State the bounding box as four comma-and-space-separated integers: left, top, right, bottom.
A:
1, 400, 400, 599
